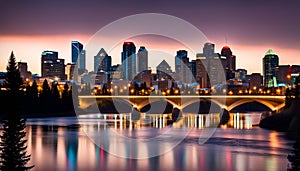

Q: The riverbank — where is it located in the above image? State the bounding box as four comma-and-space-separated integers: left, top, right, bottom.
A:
259, 99, 300, 139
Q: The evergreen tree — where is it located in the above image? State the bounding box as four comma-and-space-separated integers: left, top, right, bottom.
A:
0, 51, 34, 170
51, 81, 61, 113
39, 79, 51, 113
5, 51, 22, 92
30, 80, 39, 114
61, 82, 71, 112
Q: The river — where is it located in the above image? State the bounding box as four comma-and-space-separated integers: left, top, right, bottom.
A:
18, 113, 295, 171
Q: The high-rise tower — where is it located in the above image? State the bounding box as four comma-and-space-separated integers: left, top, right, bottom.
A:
263, 49, 279, 87
221, 46, 236, 80
137, 46, 148, 73
121, 42, 136, 80
71, 41, 85, 72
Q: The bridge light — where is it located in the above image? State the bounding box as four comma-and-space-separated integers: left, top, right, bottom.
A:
228, 91, 233, 95
276, 89, 281, 95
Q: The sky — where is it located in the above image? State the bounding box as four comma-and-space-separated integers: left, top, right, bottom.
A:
0, 0, 300, 75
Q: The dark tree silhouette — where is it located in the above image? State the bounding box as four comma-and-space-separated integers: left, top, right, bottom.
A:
0, 51, 34, 170
39, 79, 51, 113
51, 81, 61, 113
285, 88, 293, 110
70, 82, 79, 110
30, 80, 39, 114
62, 82, 72, 112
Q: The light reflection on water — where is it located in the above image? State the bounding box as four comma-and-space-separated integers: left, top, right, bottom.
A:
6, 113, 293, 171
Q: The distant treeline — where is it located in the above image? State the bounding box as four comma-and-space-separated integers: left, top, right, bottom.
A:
0, 79, 78, 118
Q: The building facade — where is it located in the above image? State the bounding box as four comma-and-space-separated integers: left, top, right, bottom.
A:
41, 51, 65, 80
263, 49, 279, 87
71, 41, 85, 72
137, 46, 148, 73
121, 42, 136, 80
94, 48, 112, 72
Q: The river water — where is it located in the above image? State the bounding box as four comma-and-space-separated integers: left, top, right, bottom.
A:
19, 113, 295, 171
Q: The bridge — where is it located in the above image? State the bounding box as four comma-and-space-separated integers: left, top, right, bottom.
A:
78, 95, 286, 113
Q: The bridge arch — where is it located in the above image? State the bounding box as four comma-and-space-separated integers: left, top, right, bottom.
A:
227, 99, 280, 111
136, 98, 179, 111
181, 98, 226, 110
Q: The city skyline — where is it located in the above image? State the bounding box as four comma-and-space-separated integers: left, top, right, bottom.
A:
1, 0, 300, 75
0, 37, 297, 77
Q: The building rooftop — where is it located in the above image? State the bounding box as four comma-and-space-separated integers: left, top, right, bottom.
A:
265, 49, 277, 56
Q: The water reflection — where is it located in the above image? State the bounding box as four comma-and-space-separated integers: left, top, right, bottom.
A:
77, 112, 262, 130
19, 112, 293, 171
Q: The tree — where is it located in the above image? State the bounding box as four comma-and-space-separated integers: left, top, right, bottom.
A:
39, 79, 51, 113
50, 81, 61, 113
61, 82, 72, 112
0, 51, 34, 170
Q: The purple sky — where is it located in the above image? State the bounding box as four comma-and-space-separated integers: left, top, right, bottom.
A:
0, 0, 300, 74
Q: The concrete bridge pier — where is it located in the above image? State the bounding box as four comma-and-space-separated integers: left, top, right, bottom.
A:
131, 107, 141, 121
172, 107, 182, 122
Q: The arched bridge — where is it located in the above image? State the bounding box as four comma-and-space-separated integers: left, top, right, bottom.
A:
78, 95, 286, 112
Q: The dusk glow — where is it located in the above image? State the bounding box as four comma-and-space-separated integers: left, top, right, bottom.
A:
1, 0, 300, 75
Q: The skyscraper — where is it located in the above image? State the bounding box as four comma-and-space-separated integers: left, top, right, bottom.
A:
41, 51, 65, 80
263, 49, 279, 87
137, 46, 148, 73
175, 50, 188, 74
221, 46, 236, 80
121, 42, 136, 80
196, 42, 226, 87
71, 41, 85, 72
175, 50, 192, 83
94, 48, 112, 72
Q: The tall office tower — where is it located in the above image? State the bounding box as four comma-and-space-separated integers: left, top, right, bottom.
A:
175, 50, 192, 83
121, 42, 136, 80
137, 46, 148, 73
190, 60, 196, 81
94, 48, 112, 72
195, 55, 208, 88
175, 50, 188, 74
221, 46, 236, 80
41, 51, 66, 80
71, 41, 85, 72
196, 42, 226, 87
79, 50, 86, 71
263, 49, 279, 87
